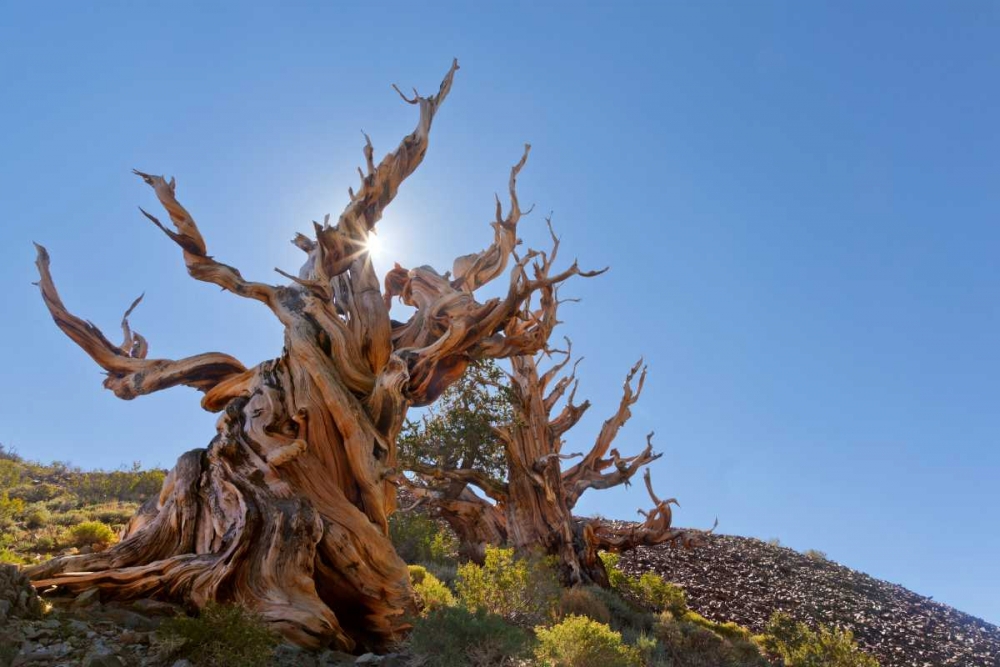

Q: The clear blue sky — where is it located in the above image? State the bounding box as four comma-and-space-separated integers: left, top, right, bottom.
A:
1, 2, 997, 625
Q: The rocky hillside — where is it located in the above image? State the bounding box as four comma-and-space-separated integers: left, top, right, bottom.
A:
618, 533, 1000, 667
4, 451, 998, 666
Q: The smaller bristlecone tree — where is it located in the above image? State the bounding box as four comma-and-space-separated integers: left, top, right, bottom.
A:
400, 310, 714, 584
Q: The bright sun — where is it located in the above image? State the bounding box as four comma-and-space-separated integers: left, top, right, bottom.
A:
365, 233, 383, 260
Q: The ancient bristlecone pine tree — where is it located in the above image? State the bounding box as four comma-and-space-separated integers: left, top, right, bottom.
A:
27, 61, 601, 651
403, 323, 715, 585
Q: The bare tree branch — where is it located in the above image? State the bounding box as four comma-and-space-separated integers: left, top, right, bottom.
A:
134, 171, 278, 305
563, 432, 662, 509
584, 469, 708, 552
34, 244, 247, 402
561, 359, 646, 488
407, 462, 509, 503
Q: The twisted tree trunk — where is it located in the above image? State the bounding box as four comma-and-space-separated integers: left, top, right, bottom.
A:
27, 61, 598, 651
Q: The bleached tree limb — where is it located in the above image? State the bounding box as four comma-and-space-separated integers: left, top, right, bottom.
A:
406, 462, 509, 503
34, 244, 246, 400
562, 359, 647, 491
134, 171, 278, 305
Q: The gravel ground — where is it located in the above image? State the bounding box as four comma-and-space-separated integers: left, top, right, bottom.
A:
616, 531, 1000, 667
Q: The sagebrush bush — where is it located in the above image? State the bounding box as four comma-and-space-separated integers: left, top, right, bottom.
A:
599, 551, 630, 591
422, 560, 458, 588
535, 615, 641, 667
682, 611, 751, 643
409, 606, 532, 667
9, 483, 63, 504
633, 631, 659, 664
590, 586, 656, 634
0, 493, 25, 529
90, 504, 134, 527
653, 612, 769, 667
558, 586, 611, 624
64, 520, 116, 550
53, 510, 87, 526
33, 535, 57, 552
389, 511, 457, 564
157, 602, 278, 667
598, 551, 688, 617
578, 579, 768, 667
0, 548, 28, 565
803, 549, 828, 561
409, 564, 456, 614
634, 571, 687, 616
23, 506, 50, 529
760, 612, 879, 667
456, 545, 559, 626
0, 459, 21, 489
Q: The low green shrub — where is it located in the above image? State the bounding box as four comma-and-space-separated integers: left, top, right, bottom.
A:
653, 613, 770, 667
0, 493, 25, 529
63, 520, 116, 550
0, 459, 21, 489
52, 510, 87, 526
534, 615, 641, 667
23, 506, 50, 529
558, 586, 611, 624
632, 631, 659, 664
634, 571, 687, 616
8, 483, 63, 503
0, 548, 28, 565
409, 606, 532, 667
421, 560, 458, 588
760, 612, 879, 667
598, 551, 687, 616
589, 586, 656, 634
455, 546, 560, 626
157, 602, 278, 667
33, 535, 57, 552
599, 551, 630, 591
89, 504, 135, 527
389, 511, 457, 564
409, 564, 456, 614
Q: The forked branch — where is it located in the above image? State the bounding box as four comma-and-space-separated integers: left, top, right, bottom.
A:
562, 359, 647, 488
134, 171, 278, 305
34, 244, 247, 401
563, 432, 662, 509
586, 468, 710, 551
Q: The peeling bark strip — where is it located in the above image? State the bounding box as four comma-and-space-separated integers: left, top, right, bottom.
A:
406, 336, 716, 585
28, 60, 601, 651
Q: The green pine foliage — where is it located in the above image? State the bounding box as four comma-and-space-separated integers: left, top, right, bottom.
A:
397, 360, 513, 487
